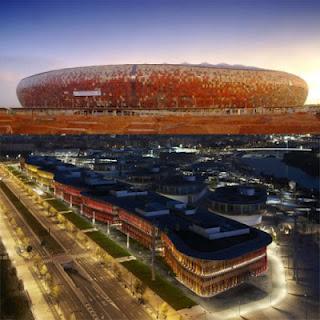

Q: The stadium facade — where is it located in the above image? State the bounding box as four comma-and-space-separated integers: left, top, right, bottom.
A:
17, 64, 308, 111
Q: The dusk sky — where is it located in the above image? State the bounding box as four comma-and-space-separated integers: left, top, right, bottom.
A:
1, 0, 319, 107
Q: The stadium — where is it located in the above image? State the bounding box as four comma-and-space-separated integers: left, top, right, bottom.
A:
0, 64, 318, 135
17, 64, 308, 111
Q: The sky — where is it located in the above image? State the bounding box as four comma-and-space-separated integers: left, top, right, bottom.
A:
1, 0, 320, 107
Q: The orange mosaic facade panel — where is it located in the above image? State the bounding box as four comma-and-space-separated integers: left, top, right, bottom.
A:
17, 64, 308, 110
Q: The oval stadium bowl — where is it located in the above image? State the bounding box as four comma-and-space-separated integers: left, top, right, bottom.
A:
16, 64, 308, 110
0, 64, 317, 135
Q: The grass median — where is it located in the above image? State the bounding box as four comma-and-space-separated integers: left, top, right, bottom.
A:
122, 260, 196, 310
63, 211, 93, 230
7, 166, 21, 176
46, 198, 70, 212
7, 166, 36, 187
86, 230, 130, 258
0, 180, 64, 255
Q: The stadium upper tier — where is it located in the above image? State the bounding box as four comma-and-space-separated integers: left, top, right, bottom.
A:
16, 64, 308, 110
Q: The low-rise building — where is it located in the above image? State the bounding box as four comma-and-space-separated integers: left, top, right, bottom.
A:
207, 185, 267, 225
86, 187, 271, 297
19, 156, 272, 297
157, 175, 207, 204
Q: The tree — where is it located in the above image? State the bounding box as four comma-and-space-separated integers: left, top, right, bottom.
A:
159, 303, 169, 320
69, 312, 77, 320
16, 227, 24, 238
57, 213, 66, 224
133, 279, 146, 297
113, 263, 122, 281
39, 264, 48, 276
67, 222, 74, 232
95, 247, 104, 260
21, 235, 30, 247
76, 231, 84, 241
103, 254, 112, 267
33, 253, 42, 267
50, 283, 61, 302
45, 272, 53, 286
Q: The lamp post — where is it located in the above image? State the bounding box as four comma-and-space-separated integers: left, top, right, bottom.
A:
304, 293, 308, 320
92, 210, 95, 225
151, 226, 156, 281
126, 233, 130, 249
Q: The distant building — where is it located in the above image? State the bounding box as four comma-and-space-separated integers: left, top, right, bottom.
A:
157, 175, 207, 204
207, 185, 267, 226
126, 166, 167, 188
22, 156, 71, 190
54, 170, 115, 209
0, 142, 35, 155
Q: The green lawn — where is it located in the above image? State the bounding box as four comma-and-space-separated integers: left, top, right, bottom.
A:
63, 211, 93, 230
46, 199, 70, 212
25, 181, 37, 187
86, 230, 130, 258
0, 181, 64, 255
7, 166, 36, 187
40, 192, 53, 200
7, 166, 20, 173
7, 166, 23, 177
122, 260, 196, 310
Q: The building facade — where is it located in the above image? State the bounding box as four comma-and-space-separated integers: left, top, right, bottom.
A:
162, 234, 267, 297
21, 156, 272, 297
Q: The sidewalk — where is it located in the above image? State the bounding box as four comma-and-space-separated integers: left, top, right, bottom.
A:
0, 206, 56, 320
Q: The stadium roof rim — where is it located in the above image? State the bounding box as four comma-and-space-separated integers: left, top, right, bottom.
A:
18, 63, 298, 82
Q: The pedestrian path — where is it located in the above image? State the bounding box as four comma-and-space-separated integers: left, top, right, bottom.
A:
82, 227, 97, 233
0, 206, 56, 320
116, 255, 137, 263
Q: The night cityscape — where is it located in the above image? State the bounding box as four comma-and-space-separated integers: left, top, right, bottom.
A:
0, 1, 319, 320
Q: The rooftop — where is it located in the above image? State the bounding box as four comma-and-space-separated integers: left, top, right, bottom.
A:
26, 156, 271, 260
82, 185, 271, 260
208, 185, 267, 205
25, 155, 74, 173
25, 156, 114, 190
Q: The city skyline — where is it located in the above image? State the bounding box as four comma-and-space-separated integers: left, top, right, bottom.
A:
1, 0, 320, 107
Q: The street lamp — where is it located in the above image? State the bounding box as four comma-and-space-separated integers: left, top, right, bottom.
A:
92, 211, 95, 225
304, 292, 308, 320
126, 233, 130, 249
